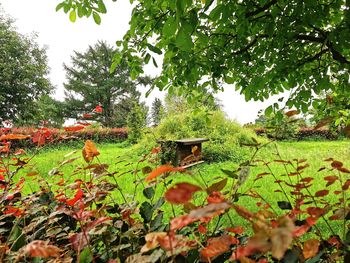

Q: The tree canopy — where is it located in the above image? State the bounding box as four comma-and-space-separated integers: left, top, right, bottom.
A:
0, 11, 52, 123
57, 0, 350, 114
63, 41, 151, 127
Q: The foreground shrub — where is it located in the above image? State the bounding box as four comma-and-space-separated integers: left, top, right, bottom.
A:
0, 131, 349, 262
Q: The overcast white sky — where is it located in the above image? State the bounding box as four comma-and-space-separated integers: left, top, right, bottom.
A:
0, 0, 275, 124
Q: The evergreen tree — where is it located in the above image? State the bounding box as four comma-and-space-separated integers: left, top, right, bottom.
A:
63, 41, 151, 127
151, 98, 164, 126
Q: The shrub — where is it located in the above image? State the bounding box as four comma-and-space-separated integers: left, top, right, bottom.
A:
138, 109, 264, 163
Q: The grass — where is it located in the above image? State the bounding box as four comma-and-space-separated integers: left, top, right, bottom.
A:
14, 140, 350, 238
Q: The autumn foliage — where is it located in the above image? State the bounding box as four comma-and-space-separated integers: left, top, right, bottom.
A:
0, 124, 349, 262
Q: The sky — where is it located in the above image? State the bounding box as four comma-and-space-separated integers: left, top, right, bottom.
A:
0, 0, 275, 124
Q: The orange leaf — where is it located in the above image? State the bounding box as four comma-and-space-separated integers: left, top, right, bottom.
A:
82, 140, 100, 163
64, 125, 85, 132
201, 235, 237, 259
303, 239, 319, 259
164, 182, 201, 204
0, 134, 30, 140
24, 240, 61, 258
314, 117, 333, 130
145, 165, 184, 182
285, 110, 299, 117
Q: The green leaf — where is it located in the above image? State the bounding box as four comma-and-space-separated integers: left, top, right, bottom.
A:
56, 3, 65, 12
162, 16, 177, 38
150, 213, 163, 231
98, 0, 107, 13
265, 105, 273, 116
110, 61, 118, 74
93, 12, 101, 25
69, 10, 77, 22
152, 57, 158, 68
221, 169, 238, 179
147, 44, 162, 55
153, 197, 165, 210
79, 247, 93, 263
144, 53, 151, 64
277, 201, 292, 210
175, 22, 193, 51
140, 201, 153, 223
77, 5, 85, 18
143, 187, 155, 199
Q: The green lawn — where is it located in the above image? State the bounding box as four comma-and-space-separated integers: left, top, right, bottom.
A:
16, 140, 350, 238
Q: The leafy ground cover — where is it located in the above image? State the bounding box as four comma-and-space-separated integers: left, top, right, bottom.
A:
19, 140, 350, 232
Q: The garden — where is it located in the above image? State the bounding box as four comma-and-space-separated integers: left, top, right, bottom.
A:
1, 0, 350, 262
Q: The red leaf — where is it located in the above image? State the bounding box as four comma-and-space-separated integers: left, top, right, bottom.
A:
198, 224, 207, 234
207, 191, 225, 204
342, 179, 350, 190
145, 165, 184, 182
301, 177, 314, 183
293, 224, 310, 237
83, 113, 93, 118
23, 240, 61, 258
164, 182, 201, 204
94, 105, 103, 113
227, 226, 244, 234
338, 167, 350, 173
70, 232, 89, 252
4, 206, 24, 217
170, 215, 197, 231
66, 189, 84, 206
306, 207, 327, 217
303, 239, 320, 259
324, 175, 338, 186
315, 189, 329, 197
331, 160, 343, 168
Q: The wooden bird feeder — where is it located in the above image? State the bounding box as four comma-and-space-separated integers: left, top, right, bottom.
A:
158, 138, 209, 168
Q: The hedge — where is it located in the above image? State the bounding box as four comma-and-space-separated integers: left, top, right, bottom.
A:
254, 127, 338, 140
0, 127, 128, 149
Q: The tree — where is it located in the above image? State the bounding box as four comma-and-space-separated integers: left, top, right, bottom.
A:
127, 102, 148, 143
57, 0, 350, 114
0, 11, 52, 123
63, 41, 151, 127
151, 98, 164, 126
